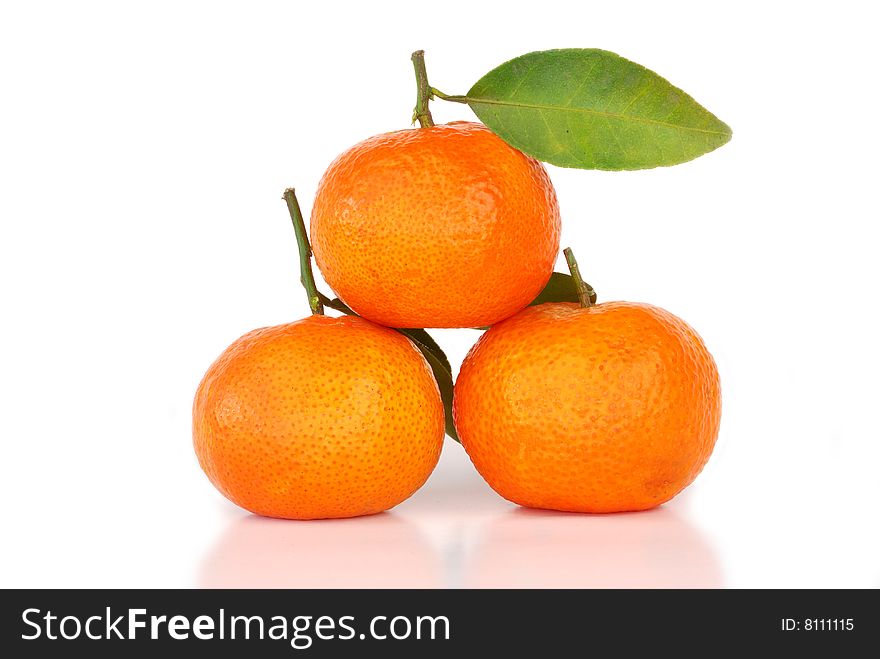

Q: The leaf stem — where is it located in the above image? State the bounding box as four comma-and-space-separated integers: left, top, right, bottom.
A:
283, 188, 324, 315
563, 247, 597, 308
430, 87, 468, 104
411, 50, 435, 128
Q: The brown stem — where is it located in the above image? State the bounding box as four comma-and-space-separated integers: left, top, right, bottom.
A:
563, 247, 597, 308
411, 50, 435, 128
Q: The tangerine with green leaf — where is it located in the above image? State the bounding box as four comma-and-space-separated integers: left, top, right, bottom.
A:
453, 249, 721, 513
192, 191, 445, 520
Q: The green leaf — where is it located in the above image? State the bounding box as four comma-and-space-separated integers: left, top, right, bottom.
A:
529, 271, 597, 306
396, 328, 452, 378
318, 293, 458, 441
461, 48, 731, 170
401, 331, 459, 442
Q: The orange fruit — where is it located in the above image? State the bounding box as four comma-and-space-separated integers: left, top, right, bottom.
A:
310, 121, 561, 329
193, 314, 444, 519
453, 301, 721, 513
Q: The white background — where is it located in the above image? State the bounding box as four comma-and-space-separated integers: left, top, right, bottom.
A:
2, 1, 878, 588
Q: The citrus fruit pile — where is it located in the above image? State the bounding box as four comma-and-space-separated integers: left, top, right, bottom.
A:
193, 49, 730, 519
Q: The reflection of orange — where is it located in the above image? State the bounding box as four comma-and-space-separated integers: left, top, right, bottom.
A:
310, 121, 561, 329
193, 315, 444, 519
465, 507, 722, 588
199, 513, 441, 588
454, 302, 721, 513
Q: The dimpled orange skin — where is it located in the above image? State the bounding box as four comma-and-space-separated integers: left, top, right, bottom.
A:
310, 121, 561, 329
453, 302, 721, 513
193, 315, 445, 520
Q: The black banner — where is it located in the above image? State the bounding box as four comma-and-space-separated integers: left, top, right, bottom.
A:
1, 589, 876, 656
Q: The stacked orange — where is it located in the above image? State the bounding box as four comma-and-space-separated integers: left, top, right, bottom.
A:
193, 67, 721, 518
